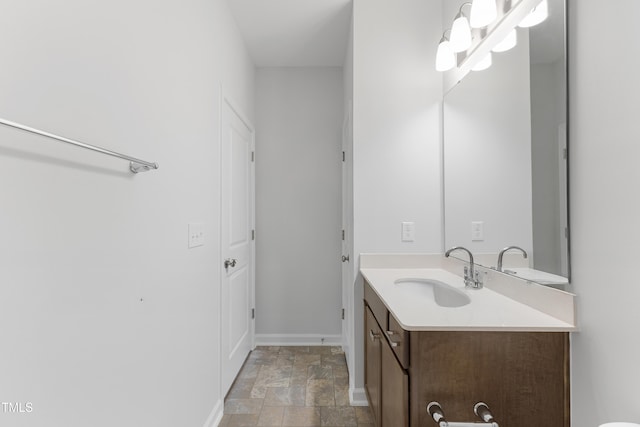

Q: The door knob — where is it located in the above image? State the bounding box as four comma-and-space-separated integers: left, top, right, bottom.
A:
224, 258, 237, 269
342, 255, 350, 263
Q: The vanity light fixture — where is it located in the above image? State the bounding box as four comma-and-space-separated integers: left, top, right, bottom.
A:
492, 28, 518, 52
519, 0, 549, 28
470, 0, 498, 28
450, 3, 473, 53
471, 52, 492, 71
435, 31, 456, 72
435, 0, 540, 72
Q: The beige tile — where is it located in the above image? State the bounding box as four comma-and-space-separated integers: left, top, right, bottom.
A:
224, 347, 373, 427
224, 398, 263, 415
254, 365, 292, 388
250, 385, 268, 399
238, 363, 261, 380
264, 386, 306, 406
282, 406, 321, 426
225, 414, 260, 427
332, 365, 349, 379
330, 346, 345, 355
334, 376, 349, 387
307, 365, 333, 380
276, 354, 295, 366
280, 346, 312, 356
294, 354, 322, 367
249, 348, 280, 365
320, 406, 358, 426
321, 354, 347, 367
257, 406, 285, 426
355, 407, 374, 424
334, 384, 350, 407
228, 378, 257, 399
311, 346, 335, 355
305, 379, 335, 407
290, 366, 310, 387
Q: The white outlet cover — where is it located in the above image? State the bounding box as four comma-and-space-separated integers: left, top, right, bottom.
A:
401, 222, 415, 242
471, 221, 484, 241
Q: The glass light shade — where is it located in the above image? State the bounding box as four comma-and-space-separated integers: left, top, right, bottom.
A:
450, 13, 472, 53
519, 0, 548, 28
472, 52, 492, 71
492, 28, 518, 52
435, 38, 456, 72
470, 0, 497, 28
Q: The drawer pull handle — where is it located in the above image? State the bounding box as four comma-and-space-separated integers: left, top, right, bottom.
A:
369, 330, 381, 342
386, 330, 401, 347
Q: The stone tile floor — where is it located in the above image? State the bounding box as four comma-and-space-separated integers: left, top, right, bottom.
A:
219, 346, 374, 427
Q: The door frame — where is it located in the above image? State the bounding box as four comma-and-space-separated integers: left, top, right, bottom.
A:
341, 104, 353, 358
219, 89, 256, 398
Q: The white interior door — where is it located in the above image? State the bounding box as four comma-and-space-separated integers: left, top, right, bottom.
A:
221, 96, 254, 397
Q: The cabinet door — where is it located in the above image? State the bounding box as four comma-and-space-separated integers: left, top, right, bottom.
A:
365, 306, 382, 426
381, 336, 409, 427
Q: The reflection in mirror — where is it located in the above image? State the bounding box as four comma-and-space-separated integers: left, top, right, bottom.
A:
443, 0, 568, 287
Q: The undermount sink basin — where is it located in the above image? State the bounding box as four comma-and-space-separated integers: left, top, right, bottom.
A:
394, 278, 471, 308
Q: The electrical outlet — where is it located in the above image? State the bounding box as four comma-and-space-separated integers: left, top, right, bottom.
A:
471, 221, 484, 241
188, 223, 205, 248
402, 222, 415, 242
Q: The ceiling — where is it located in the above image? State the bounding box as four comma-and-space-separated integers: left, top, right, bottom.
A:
227, 0, 352, 67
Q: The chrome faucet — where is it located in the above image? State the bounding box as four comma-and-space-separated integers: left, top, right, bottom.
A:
496, 246, 528, 272
445, 246, 483, 289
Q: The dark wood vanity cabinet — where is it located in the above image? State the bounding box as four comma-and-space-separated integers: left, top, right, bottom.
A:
365, 304, 409, 427
365, 307, 382, 425
364, 280, 570, 427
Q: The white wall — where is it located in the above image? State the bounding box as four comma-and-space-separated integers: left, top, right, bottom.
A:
255, 67, 343, 344
569, 0, 640, 424
0, 1, 254, 426
350, 0, 443, 402
444, 32, 532, 255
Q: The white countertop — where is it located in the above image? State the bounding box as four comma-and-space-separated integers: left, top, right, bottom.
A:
361, 266, 576, 332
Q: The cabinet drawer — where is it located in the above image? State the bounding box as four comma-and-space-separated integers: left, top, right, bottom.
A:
364, 280, 388, 332
386, 312, 409, 369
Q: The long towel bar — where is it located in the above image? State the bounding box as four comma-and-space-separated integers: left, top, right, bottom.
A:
0, 117, 159, 173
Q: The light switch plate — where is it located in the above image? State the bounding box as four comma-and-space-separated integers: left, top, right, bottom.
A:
401, 222, 415, 242
188, 223, 205, 248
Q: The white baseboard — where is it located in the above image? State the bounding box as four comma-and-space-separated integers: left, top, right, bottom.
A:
254, 334, 342, 346
349, 387, 369, 406
202, 399, 224, 427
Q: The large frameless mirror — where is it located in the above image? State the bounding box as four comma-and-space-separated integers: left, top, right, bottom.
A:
443, 0, 569, 287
